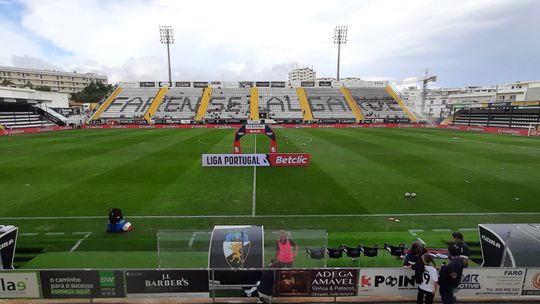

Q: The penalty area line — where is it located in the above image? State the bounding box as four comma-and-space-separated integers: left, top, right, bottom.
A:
2, 212, 540, 220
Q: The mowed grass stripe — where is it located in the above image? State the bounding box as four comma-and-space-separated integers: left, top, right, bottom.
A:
144, 130, 253, 215
319, 128, 539, 213
0, 129, 211, 216
351, 128, 540, 210
255, 129, 368, 215
293, 128, 475, 214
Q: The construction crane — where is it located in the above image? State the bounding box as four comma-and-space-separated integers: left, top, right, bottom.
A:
393, 69, 437, 114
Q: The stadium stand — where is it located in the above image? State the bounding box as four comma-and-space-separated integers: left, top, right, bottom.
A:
99, 88, 159, 120
304, 88, 356, 121
451, 106, 540, 128
258, 88, 304, 121
0, 103, 57, 128
89, 86, 122, 121
204, 88, 250, 122
249, 87, 259, 120
348, 87, 409, 122
144, 87, 168, 122
296, 88, 315, 121
153, 88, 204, 122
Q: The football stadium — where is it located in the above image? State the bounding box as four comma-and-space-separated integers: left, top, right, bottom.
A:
1, 0, 540, 303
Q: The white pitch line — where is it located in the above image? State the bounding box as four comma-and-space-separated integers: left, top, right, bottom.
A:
45, 232, 65, 236
20, 233, 38, 236
70, 232, 92, 252
458, 228, 477, 232
417, 238, 426, 245
433, 229, 452, 232
252, 135, 257, 217
2, 212, 540, 220
408, 229, 424, 236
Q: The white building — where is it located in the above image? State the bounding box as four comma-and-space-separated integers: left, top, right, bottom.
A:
0, 66, 108, 94
288, 67, 316, 82
400, 81, 540, 122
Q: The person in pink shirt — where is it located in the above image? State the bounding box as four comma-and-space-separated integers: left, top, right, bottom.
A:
275, 230, 299, 268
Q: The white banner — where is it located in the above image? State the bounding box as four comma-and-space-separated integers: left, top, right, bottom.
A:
522, 268, 540, 296
455, 268, 525, 297
358, 268, 417, 296
0, 272, 40, 298
202, 154, 269, 167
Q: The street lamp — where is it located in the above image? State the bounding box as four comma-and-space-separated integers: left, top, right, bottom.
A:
333, 26, 348, 82
159, 25, 175, 84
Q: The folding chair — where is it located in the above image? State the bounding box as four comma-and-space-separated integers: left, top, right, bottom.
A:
362, 245, 379, 257
326, 247, 344, 262
384, 243, 406, 257
343, 245, 362, 265
306, 247, 325, 260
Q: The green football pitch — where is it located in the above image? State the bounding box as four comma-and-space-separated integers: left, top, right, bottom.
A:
1, 127, 539, 269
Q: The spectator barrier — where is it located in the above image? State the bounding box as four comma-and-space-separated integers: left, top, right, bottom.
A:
1, 268, 539, 300
2, 123, 539, 137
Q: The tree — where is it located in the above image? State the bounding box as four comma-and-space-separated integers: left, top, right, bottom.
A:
1, 79, 15, 87
35, 85, 51, 92
71, 81, 113, 103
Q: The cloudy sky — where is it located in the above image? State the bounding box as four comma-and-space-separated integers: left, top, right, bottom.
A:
0, 0, 539, 87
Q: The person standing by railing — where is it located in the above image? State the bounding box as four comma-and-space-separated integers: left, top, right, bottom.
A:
417, 254, 438, 304
275, 230, 299, 268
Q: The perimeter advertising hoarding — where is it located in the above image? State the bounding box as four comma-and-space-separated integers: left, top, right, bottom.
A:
0, 272, 40, 299
202, 153, 310, 167
256, 82, 270, 87
139, 82, 156, 88
159, 81, 172, 87
522, 269, 540, 295
358, 268, 417, 296
276, 269, 358, 297
125, 270, 209, 297
301, 81, 315, 87
455, 268, 525, 297
40, 270, 124, 298
193, 82, 208, 88
175, 82, 191, 87
318, 81, 332, 87
270, 81, 286, 88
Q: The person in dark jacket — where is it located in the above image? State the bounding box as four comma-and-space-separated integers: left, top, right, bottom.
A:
452, 232, 470, 267
403, 241, 428, 267
245, 261, 276, 303
438, 245, 464, 304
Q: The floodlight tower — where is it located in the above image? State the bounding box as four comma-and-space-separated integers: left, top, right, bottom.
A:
333, 26, 348, 82
159, 25, 175, 84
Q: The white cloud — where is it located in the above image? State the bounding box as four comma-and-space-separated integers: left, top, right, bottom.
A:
0, 0, 537, 86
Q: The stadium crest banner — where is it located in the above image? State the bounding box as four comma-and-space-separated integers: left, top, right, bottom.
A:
40, 270, 124, 298
125, 270, 209, 297
454, 268, 525, 297
0, 226, 18, 270
0, 272, 40, 299
275, 269, 358, 297
202, 153, 310, 167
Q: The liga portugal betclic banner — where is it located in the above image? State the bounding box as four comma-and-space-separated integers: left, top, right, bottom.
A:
202, 153, 310, 167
